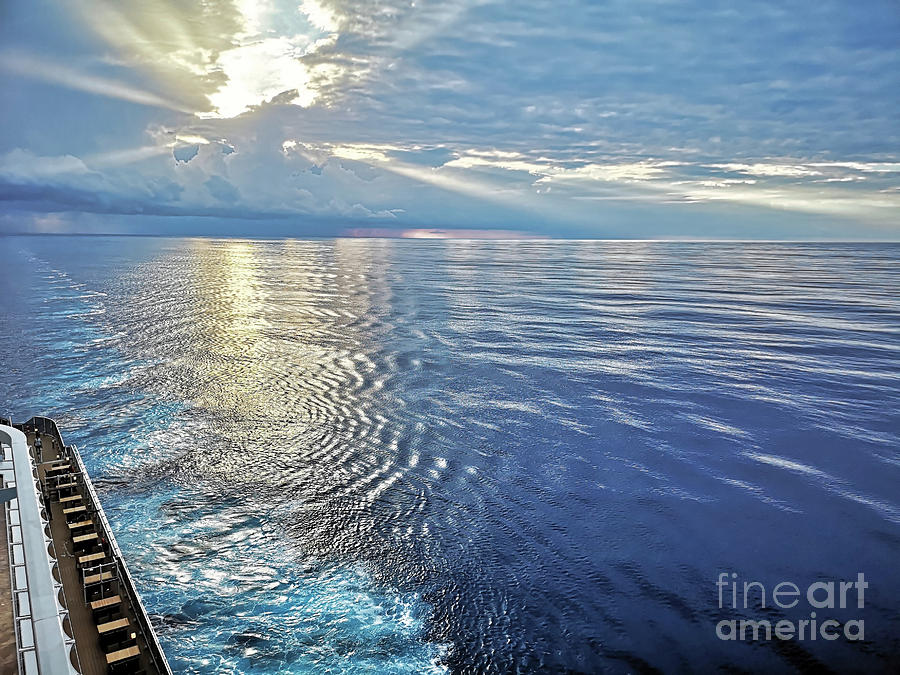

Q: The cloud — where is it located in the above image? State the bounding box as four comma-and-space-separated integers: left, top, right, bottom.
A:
541, 162, 682, 183
0, 149, 92, 179
706, 163, 823, 178
204, 175, 240, 203
1, 0, 898, 237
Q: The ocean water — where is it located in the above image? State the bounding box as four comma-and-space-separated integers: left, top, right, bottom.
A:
0, 235, 898, 673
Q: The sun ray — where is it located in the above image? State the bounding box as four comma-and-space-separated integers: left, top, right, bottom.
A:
0, 51, 191, 112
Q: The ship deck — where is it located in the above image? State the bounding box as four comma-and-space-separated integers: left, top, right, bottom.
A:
32, 430, 156, 675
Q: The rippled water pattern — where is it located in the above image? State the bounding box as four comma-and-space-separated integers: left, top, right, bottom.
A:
0, 237, 898, 673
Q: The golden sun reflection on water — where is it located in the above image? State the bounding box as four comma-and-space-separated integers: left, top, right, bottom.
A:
161, 238, 399, 490
188, 239, 270, 418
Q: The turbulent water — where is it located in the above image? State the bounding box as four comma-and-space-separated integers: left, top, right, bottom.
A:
0, 236, 898, 673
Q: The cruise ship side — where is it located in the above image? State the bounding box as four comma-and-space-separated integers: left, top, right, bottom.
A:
1, 416, 172, 675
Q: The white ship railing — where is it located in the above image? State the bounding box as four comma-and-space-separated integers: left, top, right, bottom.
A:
1, 424, 80, 675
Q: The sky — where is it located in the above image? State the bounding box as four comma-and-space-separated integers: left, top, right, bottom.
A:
0, 0, 898, 239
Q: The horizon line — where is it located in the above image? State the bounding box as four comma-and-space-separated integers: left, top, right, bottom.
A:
1, 232, 900, 244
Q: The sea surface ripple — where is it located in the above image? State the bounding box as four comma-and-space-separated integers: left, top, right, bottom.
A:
0, 237, 898, 673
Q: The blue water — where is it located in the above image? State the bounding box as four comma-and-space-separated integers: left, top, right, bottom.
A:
0, 236, 898, 673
